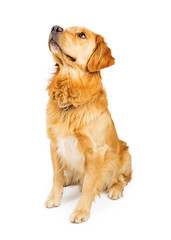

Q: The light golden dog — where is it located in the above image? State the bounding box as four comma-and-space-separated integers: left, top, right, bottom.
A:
46, 26, 132, 223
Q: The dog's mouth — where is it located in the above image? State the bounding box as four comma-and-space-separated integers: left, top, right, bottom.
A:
49, 39, 76, 62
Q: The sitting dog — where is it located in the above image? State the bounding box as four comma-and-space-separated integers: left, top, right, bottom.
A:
46, 25, 132, 223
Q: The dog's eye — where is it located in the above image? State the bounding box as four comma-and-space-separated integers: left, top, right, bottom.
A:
78, 32, 86, 39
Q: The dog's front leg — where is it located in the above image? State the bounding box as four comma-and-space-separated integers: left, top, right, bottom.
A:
70, 155, 101, 223
46, 142, 64, 208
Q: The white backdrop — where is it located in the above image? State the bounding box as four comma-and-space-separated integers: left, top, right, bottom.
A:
0, 0, 171, 239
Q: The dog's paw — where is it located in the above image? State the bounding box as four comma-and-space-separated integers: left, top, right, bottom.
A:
70, 209, 89, 224
45, 192, 61, 208
108, 186, 123, 200
46, 198, 60, 208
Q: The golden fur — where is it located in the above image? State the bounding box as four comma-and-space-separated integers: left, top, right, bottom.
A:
46, 26, 132, 223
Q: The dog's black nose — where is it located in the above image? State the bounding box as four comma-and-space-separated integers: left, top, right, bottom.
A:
51, 26, 63, 35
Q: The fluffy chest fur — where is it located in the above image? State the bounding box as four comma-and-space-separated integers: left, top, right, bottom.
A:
57, 136, 85, 173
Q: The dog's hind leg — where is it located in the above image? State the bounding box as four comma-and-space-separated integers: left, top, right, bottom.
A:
108, 145, 132, 200
64, 173, 72, 187
108, 174, 128, 199
64, 172, 81, 187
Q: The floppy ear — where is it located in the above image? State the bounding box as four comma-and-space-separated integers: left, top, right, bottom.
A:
87, 35, 115, 72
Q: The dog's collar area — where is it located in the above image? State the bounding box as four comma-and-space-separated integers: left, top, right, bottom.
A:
62, 105, 73, 111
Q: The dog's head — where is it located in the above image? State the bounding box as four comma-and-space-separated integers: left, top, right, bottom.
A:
48, 26, 115, 72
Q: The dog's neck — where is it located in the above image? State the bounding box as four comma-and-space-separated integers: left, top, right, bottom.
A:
47, 65, 105, 109
58, 64, 101, 83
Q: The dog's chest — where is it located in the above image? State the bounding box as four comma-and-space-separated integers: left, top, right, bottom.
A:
57, 136, 85, 172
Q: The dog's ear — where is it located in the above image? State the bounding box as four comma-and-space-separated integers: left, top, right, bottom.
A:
87, 35, 115, 72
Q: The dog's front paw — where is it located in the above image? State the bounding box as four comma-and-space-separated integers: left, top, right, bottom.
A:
70, 209, 89, 224
46, 198, 60, 208
45, 191, 62, 208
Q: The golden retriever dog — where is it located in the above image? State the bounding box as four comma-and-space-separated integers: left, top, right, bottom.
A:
46, 25, 132, 223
